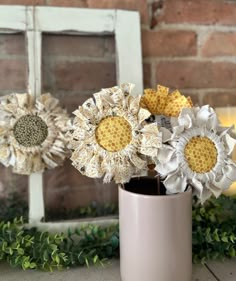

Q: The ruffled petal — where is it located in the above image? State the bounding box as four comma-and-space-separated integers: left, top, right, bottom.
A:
159, 127, 172, 142
86, 154, 104, 178
139, 124, 161, 154
224, 133, 236, 155
16, 93, 32, 109
128, 95, 141, 115
212, 161, 236, 190
196, 105, 219, 130
172, 125, 185, 138
0, 144, 10, 166
129, 153, 147, 170
191, 178, 212, 204
178, 110, 194, 129
138, 108, 151, 123
38, 93, 59, 111
114, 162, 134, 184
121, 83, 135, 95
155, 156, 178, 175
164, 172, 187, 194
191, 177, 207, 203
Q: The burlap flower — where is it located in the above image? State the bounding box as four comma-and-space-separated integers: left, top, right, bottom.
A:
0, 93, 70, 174
67, 83, 162, 184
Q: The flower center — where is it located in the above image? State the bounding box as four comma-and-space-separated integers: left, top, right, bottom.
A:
184, 136, 218, 173
13, 115, 48, 147
96, 116, 132, 152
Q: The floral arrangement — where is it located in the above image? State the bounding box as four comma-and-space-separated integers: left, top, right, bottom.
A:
141, 85, 236, 202
67, 83, 236, 203
0, 84, 235, 204
0, 93, 70, 174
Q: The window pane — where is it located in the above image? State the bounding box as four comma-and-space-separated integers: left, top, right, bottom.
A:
42, 34, 118, 221
0, 33, 28, 222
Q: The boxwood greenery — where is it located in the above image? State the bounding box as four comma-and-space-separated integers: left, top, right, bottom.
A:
0, 217, 119, 271
0, 194, 236, 270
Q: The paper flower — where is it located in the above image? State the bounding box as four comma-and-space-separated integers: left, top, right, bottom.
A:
68, 83, 162, 184
155, 105, 236, 203
141, 85, 193, 117
0, 93, 70, 175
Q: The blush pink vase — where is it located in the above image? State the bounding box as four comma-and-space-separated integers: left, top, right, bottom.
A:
119, 180, 192, 281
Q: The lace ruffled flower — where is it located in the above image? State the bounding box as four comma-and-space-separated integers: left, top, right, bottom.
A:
68, 83, 162, 184
0, 93, 70, 174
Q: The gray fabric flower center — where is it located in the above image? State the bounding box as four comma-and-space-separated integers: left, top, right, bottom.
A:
13, 115, 48, 147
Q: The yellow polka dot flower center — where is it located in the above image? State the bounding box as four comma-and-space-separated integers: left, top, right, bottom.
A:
184, 136, 218, 173
96, 116, 132, 152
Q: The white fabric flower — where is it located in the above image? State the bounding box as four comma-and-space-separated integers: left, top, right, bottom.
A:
155, 105, 236, 203
68, 83, 162, 184
0, 93, 70, 174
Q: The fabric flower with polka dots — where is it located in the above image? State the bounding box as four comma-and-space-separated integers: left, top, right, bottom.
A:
140, 85, 193, 129
155, 105, 236, 203
0, 93, 70, 175
67, 83, 162, 184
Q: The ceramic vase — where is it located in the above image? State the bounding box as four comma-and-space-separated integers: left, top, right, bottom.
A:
119, 177, 192, 281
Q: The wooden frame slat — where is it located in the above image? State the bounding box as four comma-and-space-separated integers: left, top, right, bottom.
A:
115, 10, 143, 96
0, 5, 143, 227
35, 7, 116, 34
0, 6, 26, 31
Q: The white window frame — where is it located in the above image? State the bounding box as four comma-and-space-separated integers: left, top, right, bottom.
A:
0, 5, 143, 230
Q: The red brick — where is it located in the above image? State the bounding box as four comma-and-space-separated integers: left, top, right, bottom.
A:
179, 91, 200, 106
0, 0, 45, 4
156, 61, 236, 89
0, 34, 25, 55
47, 0, 87, 7
45, 183, 117, 211
43, 35, 115, 57
104, 36, 115, 56
142, 30, 197, 57
88, 0, 149, 24
0, 166, 28, 199
44, 160, 118, 211
0, 59, 27, 90
50, 61, 116, 91
143, 63, 151, 89
59, 92, 96, 112
202, 32, 236, 57
203, 92, 236, 107
156, 0, 236, 25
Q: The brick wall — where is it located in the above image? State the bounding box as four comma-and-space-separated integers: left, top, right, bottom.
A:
1, 0, 236, 107
147, 0, 236, 106
0, 0, 236, 216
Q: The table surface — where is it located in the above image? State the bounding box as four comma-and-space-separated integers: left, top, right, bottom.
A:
0, 259, 235, 281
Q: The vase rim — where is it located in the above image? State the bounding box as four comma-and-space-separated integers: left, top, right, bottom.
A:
119, 184, 192, 200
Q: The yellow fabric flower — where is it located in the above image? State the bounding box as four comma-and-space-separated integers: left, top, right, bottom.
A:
141, 85, 193, 117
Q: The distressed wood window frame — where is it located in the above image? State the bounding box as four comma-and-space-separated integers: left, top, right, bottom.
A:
0, 5, 143, 230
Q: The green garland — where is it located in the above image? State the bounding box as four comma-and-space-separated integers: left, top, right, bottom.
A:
192, 195, 236, 263
0, 217, 119, 271
0, 195, 236, 270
